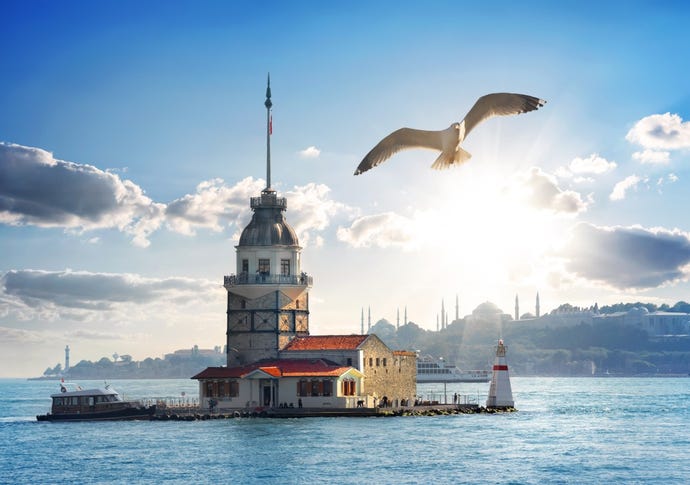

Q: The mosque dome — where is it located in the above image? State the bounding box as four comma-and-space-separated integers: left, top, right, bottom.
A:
628, 306, 649, 316
238, 191, 300, 247
473, 301, 503, 316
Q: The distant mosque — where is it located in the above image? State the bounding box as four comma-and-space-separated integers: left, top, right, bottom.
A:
193, 77, 416, 411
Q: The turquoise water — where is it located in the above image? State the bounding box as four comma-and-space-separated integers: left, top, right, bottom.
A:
2, 377, 689, 484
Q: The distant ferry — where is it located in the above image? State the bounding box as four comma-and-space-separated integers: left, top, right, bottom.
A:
416, 356, 491, 383
36, 382, 156, 421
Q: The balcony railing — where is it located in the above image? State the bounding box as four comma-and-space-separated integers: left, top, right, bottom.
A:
250, 194, 287, 209
224, 273, 313, 287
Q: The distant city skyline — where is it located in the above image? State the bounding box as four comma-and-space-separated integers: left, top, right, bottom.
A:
2, 1, 690, 377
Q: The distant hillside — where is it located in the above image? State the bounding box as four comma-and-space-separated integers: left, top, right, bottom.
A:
41, 346, 225, 380
370, 303, 690, 376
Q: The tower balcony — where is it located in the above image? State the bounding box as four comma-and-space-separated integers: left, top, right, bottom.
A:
250, 193, 287, 210
224, 272, 313, 300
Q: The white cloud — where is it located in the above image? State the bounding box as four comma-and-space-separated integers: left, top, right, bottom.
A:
668, 173, 679, 183
165, 177, 263, 236
298, 146, 321, 159
626, 112, 690, 150
337, 212, 416, 249
511, 167, 588, 214
561, 222, 690, 289
0, 142, 165, 247
568, 153, 617, 175
283, 183, 357, 247
632, 149, 670, 164
0, 269, 219, 322
609, 175, 642, 201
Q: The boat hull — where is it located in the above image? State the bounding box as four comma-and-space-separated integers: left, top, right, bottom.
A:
37, 405, 156, 422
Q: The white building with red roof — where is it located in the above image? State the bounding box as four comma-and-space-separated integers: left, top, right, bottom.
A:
193, 358, 365, 410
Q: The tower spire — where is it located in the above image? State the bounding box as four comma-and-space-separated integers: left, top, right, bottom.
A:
264, 73, 273, 192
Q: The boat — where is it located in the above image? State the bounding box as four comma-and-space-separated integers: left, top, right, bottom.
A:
36, 382, 156, 421
416, 356, 491, 383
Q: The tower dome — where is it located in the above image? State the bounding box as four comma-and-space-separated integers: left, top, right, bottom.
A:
238, 190, 299, 247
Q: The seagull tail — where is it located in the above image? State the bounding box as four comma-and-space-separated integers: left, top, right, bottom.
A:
431, 147, 472, 170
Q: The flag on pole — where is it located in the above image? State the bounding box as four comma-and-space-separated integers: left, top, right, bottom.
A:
269, 113, 273, 135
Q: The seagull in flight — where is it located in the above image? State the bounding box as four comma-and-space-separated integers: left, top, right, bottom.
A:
354, 93, 546, 175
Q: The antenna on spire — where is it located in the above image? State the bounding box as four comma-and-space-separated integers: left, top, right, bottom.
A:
264, 73, 273, 192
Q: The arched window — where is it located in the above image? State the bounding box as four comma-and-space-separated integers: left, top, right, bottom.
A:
341, 378, 356, 396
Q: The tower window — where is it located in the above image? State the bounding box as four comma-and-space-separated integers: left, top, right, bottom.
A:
281, 259, 290, 276
258, 259, 270, 275
241, 259, 249, 274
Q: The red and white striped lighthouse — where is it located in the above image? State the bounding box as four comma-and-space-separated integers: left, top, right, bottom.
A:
486, 339, 514, 408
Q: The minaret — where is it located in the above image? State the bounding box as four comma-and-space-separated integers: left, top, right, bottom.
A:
436, 314, 439, 332
360, 308, 364, 335
515, 294, 519, 321
367, 306, 371, 333
224, 77, 312, 365
64, 345, 70, 374
396, 308, 400, 330
536, 292, 541, 318
441, 299, 445, 329
455, 294, 459, 321
486, 339, 514, 408
404, 306, 407, 326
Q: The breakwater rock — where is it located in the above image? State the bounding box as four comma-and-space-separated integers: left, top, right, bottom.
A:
150, 405, 516, 420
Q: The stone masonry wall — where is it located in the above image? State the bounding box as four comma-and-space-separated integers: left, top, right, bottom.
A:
360, 335, 416, 406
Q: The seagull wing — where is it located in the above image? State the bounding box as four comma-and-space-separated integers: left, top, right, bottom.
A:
461, 93, 546, 139
354, 128, 444, 175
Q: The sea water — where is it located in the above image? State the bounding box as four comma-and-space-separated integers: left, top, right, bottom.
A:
1, 377, 689, 484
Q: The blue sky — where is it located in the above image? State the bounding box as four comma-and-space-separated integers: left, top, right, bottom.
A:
2, 0, 690, 376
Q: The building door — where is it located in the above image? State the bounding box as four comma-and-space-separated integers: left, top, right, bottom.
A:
263, 385, 271, 406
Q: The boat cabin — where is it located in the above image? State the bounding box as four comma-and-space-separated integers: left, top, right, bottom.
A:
50, 384, 125, 414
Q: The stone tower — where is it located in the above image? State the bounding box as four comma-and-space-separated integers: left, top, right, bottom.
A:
224, 76, 312, 365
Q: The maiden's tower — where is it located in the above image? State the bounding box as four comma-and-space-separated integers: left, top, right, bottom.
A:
193, 77, 416, 412
224, 76, 312, 366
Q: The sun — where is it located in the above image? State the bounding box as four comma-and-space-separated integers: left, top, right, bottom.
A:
410, 163, 568, 298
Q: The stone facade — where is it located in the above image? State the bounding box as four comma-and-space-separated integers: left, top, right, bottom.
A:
227, 289, 309, 365
359, 336, 416, 406
281, 335, 417, 406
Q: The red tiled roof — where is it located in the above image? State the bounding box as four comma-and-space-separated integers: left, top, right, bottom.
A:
192, 358, 359, 380
282, 335, 369, 351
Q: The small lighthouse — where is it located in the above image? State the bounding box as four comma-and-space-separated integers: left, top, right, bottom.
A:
486, 339, 514, 408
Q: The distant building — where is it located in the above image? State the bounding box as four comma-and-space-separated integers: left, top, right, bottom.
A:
464, 301, 512, 326
164, 347, 223, 359
510, 304, 690, 337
